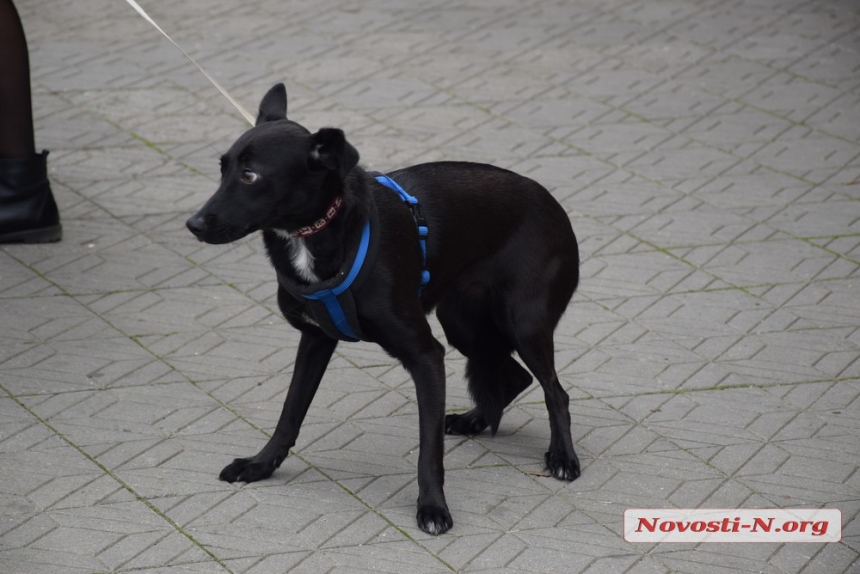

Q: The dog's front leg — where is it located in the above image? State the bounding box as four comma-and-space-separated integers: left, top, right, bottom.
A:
377, 321, 452, 535
220, 329, 337, 484
410, 350, 452, 535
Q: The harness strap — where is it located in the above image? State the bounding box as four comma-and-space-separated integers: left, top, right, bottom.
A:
300, 220, 371, 341
284, 174, 427, 342
374, 174, 430, 288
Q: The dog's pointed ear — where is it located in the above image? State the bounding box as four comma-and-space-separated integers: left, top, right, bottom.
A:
256, 83, 287, 125
309, 128, 359, 177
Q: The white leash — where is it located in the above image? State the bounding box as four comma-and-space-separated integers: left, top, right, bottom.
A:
123, 0, 255, 126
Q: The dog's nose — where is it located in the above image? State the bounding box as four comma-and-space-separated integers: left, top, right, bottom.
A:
186, 215, 206, 236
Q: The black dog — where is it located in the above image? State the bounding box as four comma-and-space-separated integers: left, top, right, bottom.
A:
186, 84, 580, 535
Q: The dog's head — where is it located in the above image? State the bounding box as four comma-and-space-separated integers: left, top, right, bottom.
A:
186, 83, 359, 244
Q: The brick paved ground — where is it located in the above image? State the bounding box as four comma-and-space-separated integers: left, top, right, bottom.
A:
2, 0, 859, 572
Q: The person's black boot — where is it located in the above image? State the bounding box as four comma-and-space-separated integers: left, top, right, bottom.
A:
0, 150, 61, 243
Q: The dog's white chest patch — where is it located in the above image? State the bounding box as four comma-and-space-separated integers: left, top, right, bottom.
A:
274, 231, 320, 283
289, 238, 320, 283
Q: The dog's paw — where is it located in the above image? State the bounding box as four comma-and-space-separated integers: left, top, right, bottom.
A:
219, 457, 276, 484
417, 504, 453, 536
445, 411, 488, 436
545, 451, 581, 482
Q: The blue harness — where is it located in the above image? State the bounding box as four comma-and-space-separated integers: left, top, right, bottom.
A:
299, 220, 371, 340
279, 174, 429, 342
374, 174, 430, 289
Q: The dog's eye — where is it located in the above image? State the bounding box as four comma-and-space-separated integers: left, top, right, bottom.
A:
240, 170, 259, 184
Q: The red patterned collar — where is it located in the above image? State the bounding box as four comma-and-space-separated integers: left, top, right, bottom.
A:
292, 196, 343, 238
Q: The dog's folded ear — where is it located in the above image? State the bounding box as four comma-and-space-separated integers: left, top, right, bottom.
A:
256, 83, 288, 125
309, 128, 360, 178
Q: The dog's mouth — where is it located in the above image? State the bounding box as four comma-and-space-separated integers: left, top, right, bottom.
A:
186, 214, 256, 244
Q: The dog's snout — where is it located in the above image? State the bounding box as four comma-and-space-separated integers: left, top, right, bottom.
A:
186, 214, 207, 237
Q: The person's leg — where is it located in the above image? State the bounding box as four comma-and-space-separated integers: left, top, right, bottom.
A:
0, 0, 62, 243
0, 0, 36, 159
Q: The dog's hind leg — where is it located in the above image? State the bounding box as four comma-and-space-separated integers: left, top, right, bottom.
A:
437, 294, 533, 437
511, 325, 580, 482
219, 329, 337, 484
